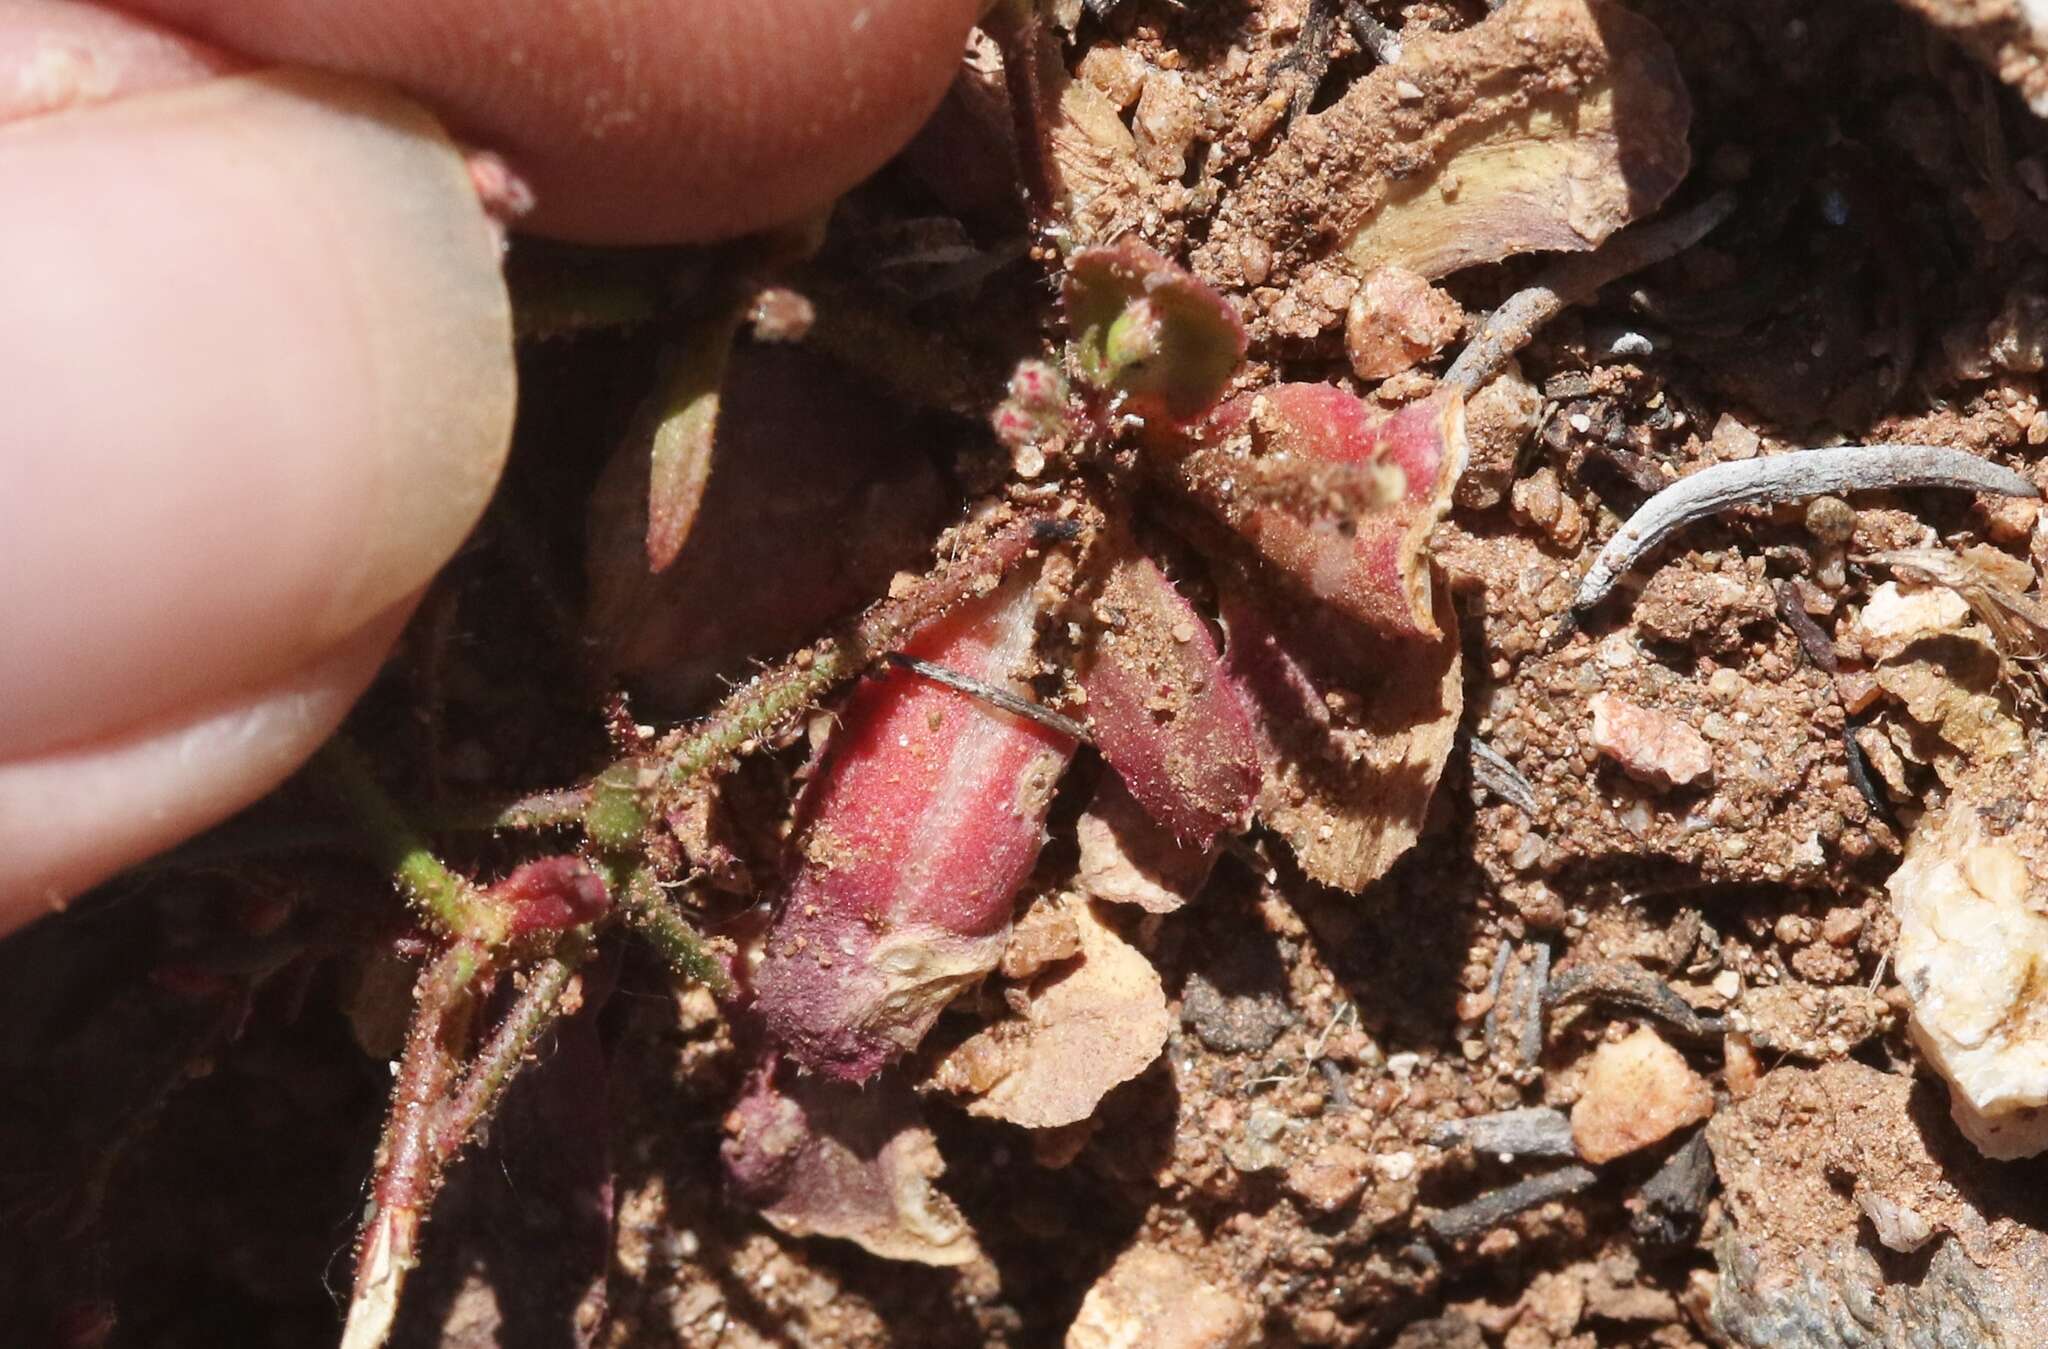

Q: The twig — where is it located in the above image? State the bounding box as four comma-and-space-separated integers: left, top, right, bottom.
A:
317, 738, 513, 945
1425, 1165, 1597, 1241
1546, 960, 1723, 1042
341, 940, 489, 1349
1774, 581, 1839, 672
1428, 1106, 1576, 1159
1444, 193, 1739, 395
886, 653, 1092, 741
1520, 940, 1550, 1068
1343, 3, 1403, 65
1557, 444, 2038, 636
1464, 734, 1539, 815
657, 509, 1069, 785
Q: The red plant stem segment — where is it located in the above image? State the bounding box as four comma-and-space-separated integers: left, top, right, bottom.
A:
1079, 544, 1260, 847
342, 939, 487, 1349
752, 571, 1077, 1081
1171, 385, 1467, 639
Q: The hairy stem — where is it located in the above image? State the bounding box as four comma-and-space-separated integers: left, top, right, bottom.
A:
620, 866, 732, 996
317, 738, 514, 946
341, 939, 489, 1349
435, 934, 590, 1158
658, 508, 1069, 786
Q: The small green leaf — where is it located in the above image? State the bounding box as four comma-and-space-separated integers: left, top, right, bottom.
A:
1063, 241, 1245, 424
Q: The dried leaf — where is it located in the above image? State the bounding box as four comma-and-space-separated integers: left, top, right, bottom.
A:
1079, 540, 1260, 847
1065, 240, 1247, 424
1170, 386, 1466, 641
927, 898, 1171, 1128
644, 312, 741, 573
586, 345, 947, 711
1194, 0, 1690, 339
1222, 584, 1462, 893
1075, 774, 1216, 914
1875, 638, 2025, 762
1865, 547, 2048, 663
723, 1062, 980, 1266
752, 571, 1078, 1081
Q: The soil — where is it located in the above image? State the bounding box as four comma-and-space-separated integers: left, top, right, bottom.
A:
11, 1, 2048, 1346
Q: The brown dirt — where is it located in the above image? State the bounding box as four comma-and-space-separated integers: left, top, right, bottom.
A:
12, 1, 2048, 1347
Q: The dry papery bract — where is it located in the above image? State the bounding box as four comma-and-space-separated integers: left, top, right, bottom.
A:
926, 895, 1173, 1129
722, 1064, 980, 1267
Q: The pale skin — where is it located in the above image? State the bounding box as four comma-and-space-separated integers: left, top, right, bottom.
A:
0, 0, 980, 931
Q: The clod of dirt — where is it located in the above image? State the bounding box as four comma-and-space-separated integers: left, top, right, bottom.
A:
721, 1066, 979, 1267
1708, 1062, 2048, 1348
1180, 969, 1293, 1056
1587, 692, 1713, 789
1889, 798, 2048, 1157
1066, 1246, 1254, 1349
1569, 1026, 1714, 1164
1454, 360, 1543, 512
1843, 580, 1975, 660
1344, 266, 1466, 381
1727, 981, 1893, 1061
1196, 0, 1690, 342
1283, 1141, 1374, 1214
1064, 1244, 1253, 1349
926, 899, 1171, 1129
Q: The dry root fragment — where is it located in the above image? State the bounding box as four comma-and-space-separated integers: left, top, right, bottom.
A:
1889, 801, 2048, 1158
1221, 584, 1462, 894
1075, 774, 1216, 914
1564, 443, 2039, 630
1196, 0, 1690, 338
1079, 541, 1260, 847
722, 1062, 980, 1266
1169, 385, 1466, 641
926, 898, 1171, 1129
752, 571, 1078, 1082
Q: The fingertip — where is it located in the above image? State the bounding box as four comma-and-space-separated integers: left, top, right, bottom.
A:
108, 0, 982, 241
0, 601, 412, 935
0, 67, 514, 758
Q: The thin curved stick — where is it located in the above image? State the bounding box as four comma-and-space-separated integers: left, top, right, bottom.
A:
1445, 192, 1738, 395
1558, 444, 2039, 638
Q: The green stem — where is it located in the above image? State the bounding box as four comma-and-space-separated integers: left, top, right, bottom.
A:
317, 738, 513, 946
434, 932, 589, 1157
619, 867, 731, 995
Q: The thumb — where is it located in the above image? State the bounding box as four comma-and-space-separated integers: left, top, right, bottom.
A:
0, 67, 515, 925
